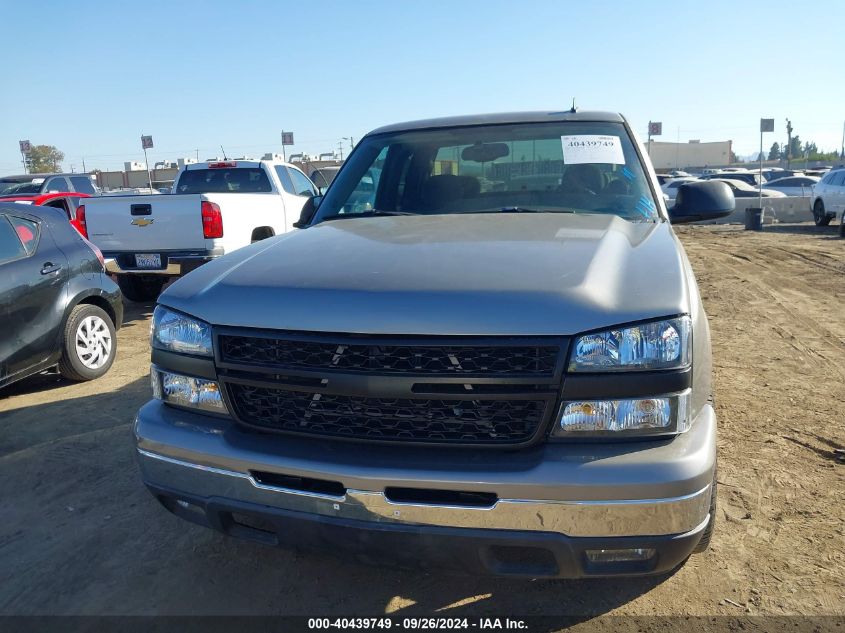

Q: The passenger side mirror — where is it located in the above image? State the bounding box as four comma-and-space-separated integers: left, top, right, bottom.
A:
669, 181, 735, 224
293, 195, 321, 228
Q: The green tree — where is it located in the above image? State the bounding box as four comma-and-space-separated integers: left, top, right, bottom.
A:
27, 145, 64, 172
788, 135, 801, 159
768, 142, 780, 160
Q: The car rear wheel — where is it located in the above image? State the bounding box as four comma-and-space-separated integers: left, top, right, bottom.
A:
813, 200, 831, 226
117, 275, 166, 302
59, 304, 116, 381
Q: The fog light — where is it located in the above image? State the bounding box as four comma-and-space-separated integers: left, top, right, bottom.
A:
151, 368, 228, 414
585, 548, 656, 563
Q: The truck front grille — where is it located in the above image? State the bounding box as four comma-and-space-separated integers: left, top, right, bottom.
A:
216, 330, 567, 447
219, 334, 559, 377
226, 383, 546, 445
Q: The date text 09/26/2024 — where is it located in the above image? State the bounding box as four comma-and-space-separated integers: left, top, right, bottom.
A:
307, 617, 528, 630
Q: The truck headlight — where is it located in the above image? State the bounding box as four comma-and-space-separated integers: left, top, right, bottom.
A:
151, 305, 213, 357
569, 316, 691, 372
151, 368, 228, 414
552, 390, 690, 436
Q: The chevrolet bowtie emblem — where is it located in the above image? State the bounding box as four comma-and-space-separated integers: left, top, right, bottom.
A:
131, 218, 154, 227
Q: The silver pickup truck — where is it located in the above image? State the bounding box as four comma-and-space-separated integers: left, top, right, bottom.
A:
135, 111, 734, 578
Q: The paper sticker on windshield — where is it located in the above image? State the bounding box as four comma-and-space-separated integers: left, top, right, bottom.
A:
561, 135, 625, 165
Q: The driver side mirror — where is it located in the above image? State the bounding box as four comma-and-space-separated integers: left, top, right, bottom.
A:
293, 195, 321, 228
669, 181, 735, 224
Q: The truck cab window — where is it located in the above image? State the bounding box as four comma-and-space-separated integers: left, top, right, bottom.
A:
286, 168, 317, 197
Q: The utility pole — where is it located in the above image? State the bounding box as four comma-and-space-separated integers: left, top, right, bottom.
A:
343, 137, 355, 154
785, 118, 793, 168
82, 157, 86, 172
759, 119, 774, 211
195, 149, 199, 162
336, 140, 344, 161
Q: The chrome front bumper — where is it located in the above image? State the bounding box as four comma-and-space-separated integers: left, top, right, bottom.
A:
135, 400, 716, 539
138, 447, 712, 538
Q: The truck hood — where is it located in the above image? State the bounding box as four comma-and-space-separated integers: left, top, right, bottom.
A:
161, 214, 691, 336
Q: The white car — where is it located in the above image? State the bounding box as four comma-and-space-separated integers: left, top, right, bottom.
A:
661, 177, 701, 201
712, 178, 786, 198
763, 176, 819, 197
811, 168, 845, 226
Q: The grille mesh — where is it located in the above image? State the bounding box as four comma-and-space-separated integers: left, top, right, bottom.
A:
219, 335, 559, 377
227, 383, 546, 444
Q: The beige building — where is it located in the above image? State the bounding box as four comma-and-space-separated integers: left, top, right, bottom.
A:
645, 140, 733, 171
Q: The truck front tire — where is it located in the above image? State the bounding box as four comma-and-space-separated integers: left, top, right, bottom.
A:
117, 275, 166, 302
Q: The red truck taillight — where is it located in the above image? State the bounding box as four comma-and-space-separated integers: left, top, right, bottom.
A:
201, 201, 223, 238
73, 204, 89, 238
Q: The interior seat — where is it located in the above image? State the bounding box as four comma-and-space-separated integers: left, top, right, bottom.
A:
418, 175, 481, 212
561, 164, 603, 195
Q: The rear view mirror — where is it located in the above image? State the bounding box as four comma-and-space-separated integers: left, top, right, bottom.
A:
669, 181, 735, 224
293, 195, 322, 228
461, 142, 509, 163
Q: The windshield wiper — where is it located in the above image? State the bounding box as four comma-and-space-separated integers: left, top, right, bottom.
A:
318, 210, 418, 222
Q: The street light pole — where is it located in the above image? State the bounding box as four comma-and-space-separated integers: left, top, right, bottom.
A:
759, 118, 774, 212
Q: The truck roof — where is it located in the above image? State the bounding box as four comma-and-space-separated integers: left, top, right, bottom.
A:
368, 110, 626, 135
182, 159, 299, 170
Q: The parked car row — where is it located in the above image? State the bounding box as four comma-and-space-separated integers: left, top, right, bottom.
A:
0, 172, 98, 196
657, 165, 845, 228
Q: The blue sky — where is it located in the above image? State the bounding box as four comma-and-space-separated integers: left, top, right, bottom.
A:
2, 0, 843, 172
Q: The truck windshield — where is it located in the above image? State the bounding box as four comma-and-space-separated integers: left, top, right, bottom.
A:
314, 121, 659, 223
174, 168, 272, 194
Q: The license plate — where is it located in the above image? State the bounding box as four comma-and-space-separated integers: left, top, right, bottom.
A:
135, 253, 161, 268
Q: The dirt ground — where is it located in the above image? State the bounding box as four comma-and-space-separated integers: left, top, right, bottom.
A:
0, 222, 843, 619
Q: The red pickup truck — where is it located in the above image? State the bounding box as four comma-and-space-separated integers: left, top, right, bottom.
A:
0, 192, 91, 236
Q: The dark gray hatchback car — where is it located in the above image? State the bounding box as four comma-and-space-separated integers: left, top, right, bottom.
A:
135, 111, 734, 578
0, 203, 122, 390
